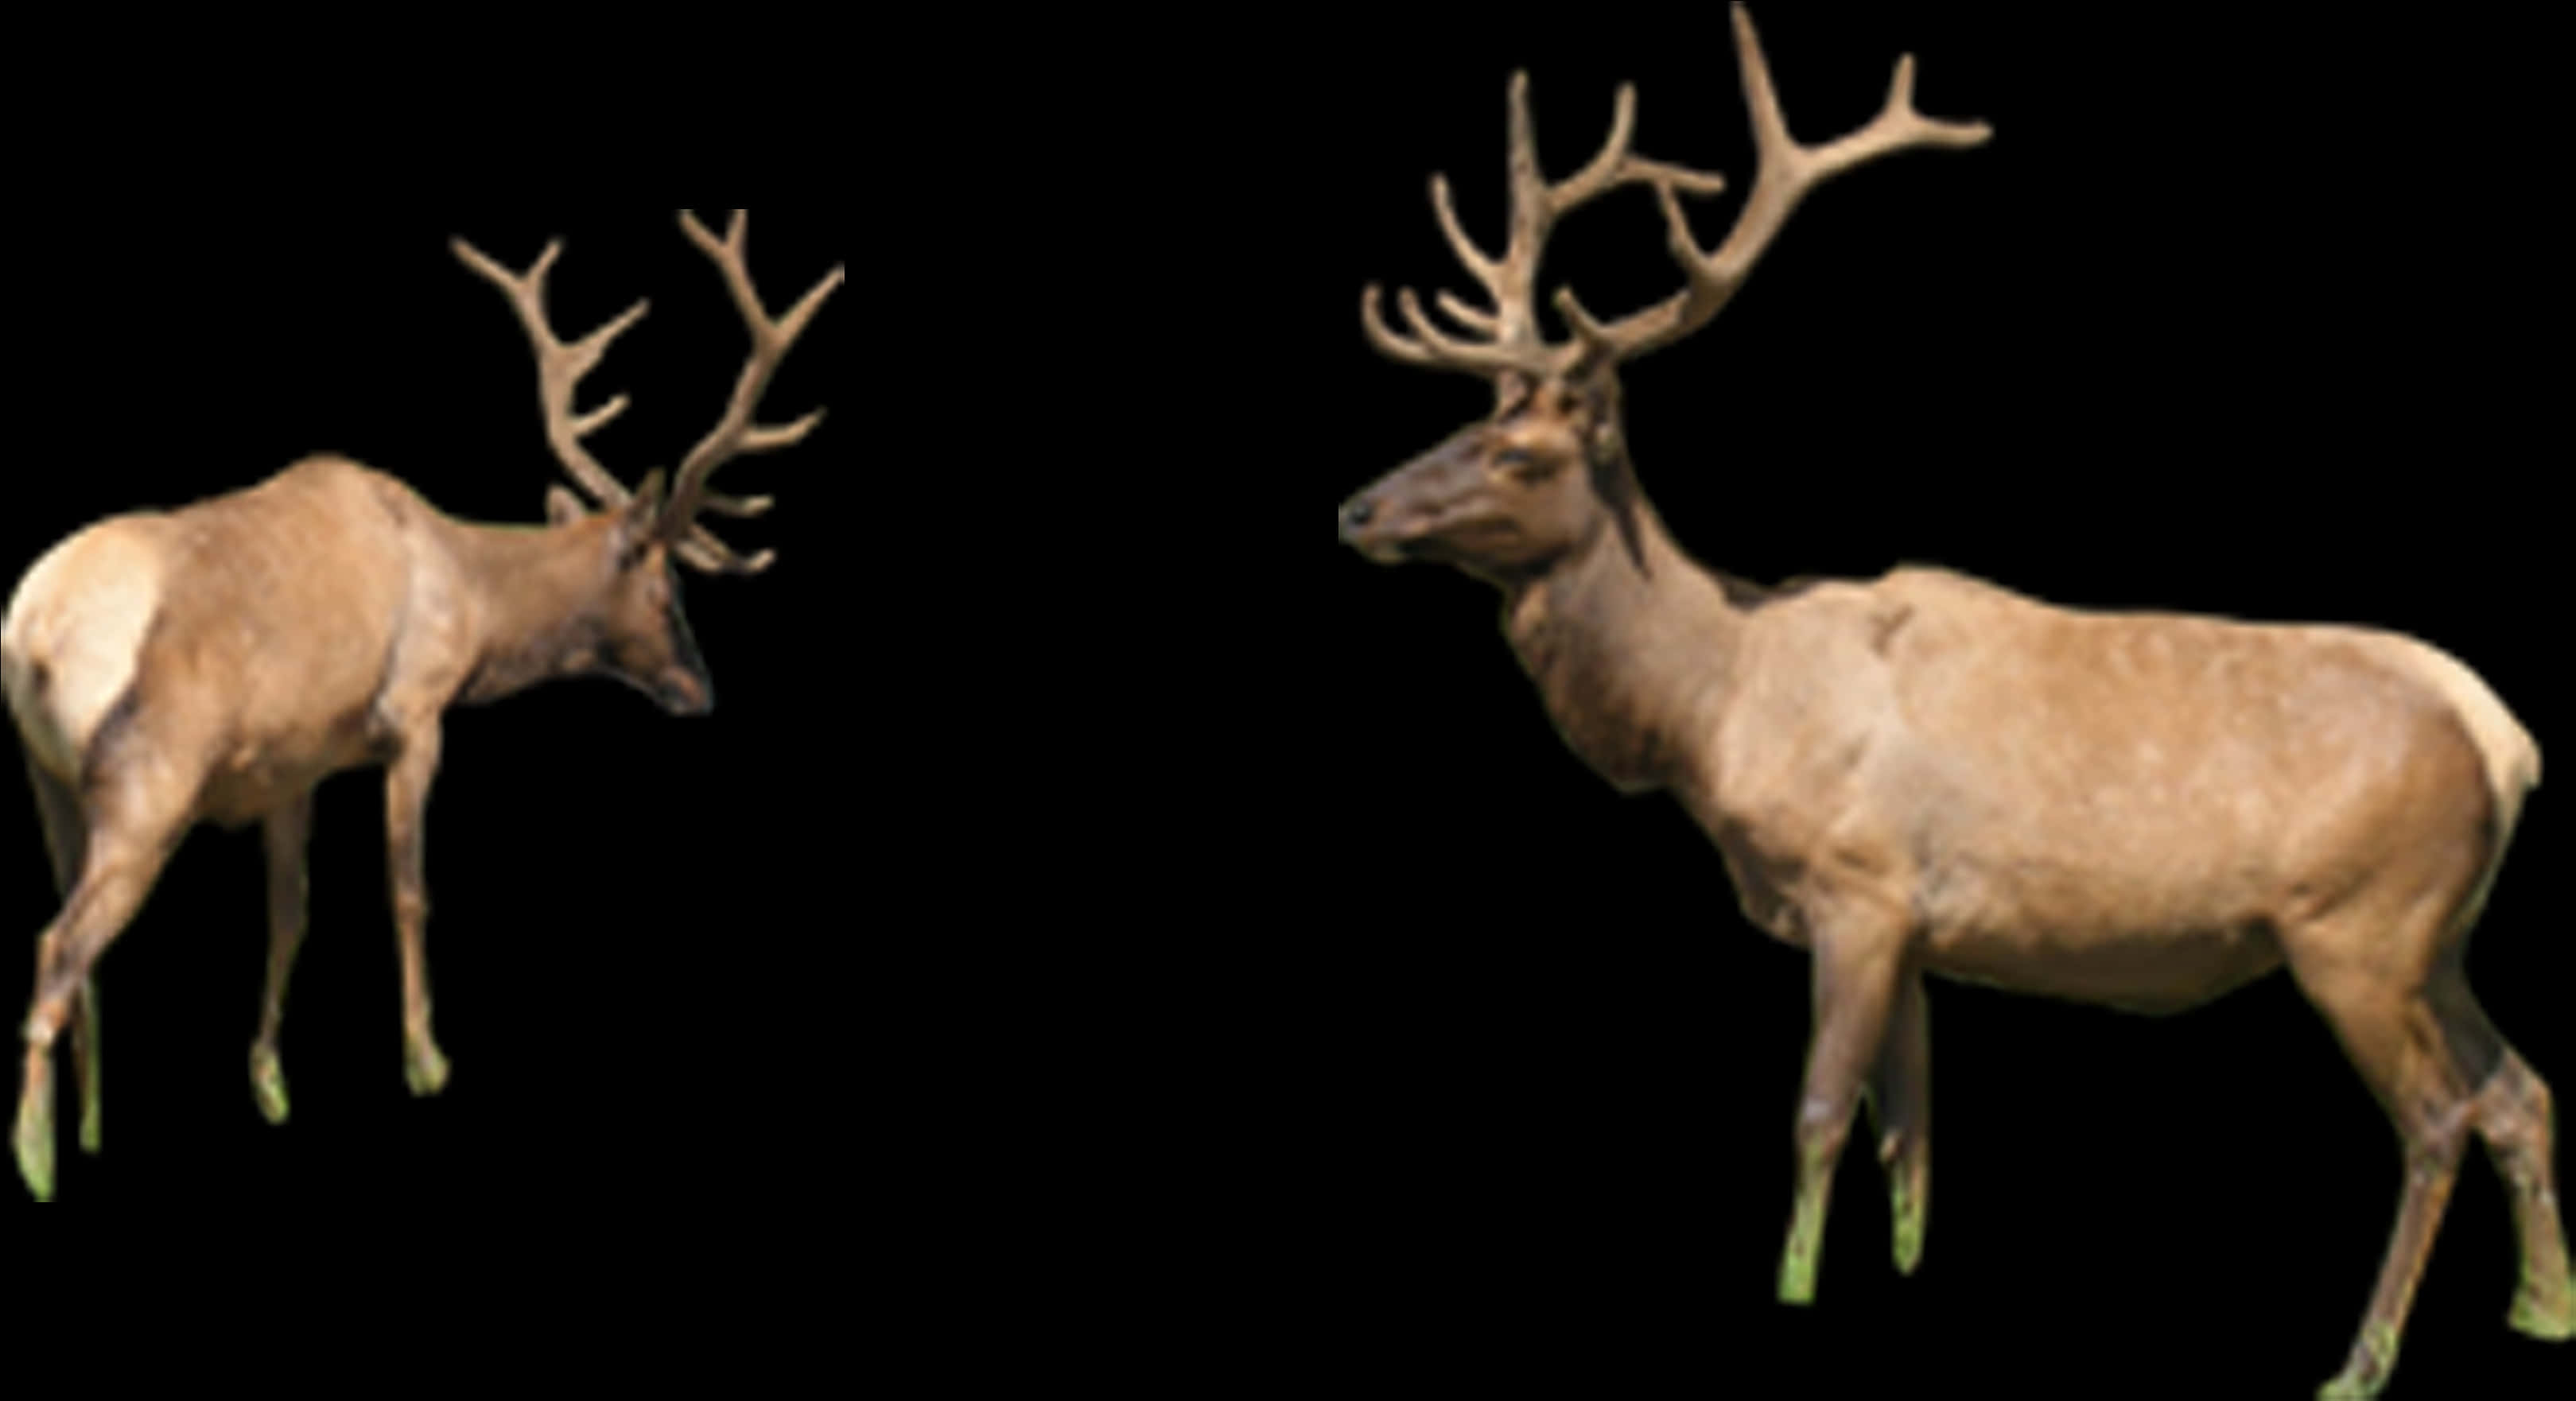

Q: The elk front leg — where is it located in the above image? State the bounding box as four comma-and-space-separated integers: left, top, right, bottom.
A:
385, 730, 449, 1097
249, 791, 314, 1124
1778, 906, 1913, 1305
1867, 968, 1929, 1276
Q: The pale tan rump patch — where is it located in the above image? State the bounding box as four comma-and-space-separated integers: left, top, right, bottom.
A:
1, 517, 169, 784
2343, 630, 2542, 836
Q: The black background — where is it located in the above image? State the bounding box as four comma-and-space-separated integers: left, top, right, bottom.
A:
0, 8, 2568, 1397
1298, 6, 2569, 1398
2, 211, 854, 1209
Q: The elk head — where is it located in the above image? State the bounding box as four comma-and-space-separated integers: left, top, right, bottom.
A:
1340, 372, 1630, 584
538, 470, 713, 714
454, 211, 843, 716
1339, 4, 1991, 585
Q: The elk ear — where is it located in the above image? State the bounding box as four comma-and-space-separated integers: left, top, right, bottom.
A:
546, 485, 590, 527
629, 469, 669, 523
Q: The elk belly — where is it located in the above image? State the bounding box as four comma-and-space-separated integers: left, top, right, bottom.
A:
1915, 855, 2287, 1015
1893, 739, 2325, 1014
198, 709, 384, 829
1898, 700, 2483, 1015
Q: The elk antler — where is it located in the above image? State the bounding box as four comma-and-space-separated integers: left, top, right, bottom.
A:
1568, 6, 1993, 365
655, 211, 844, 569
452, 216, 837, 575
1362, 3, 1991, 385
1362, 71, 1728, 388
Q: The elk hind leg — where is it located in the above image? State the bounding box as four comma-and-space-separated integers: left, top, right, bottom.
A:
2290, 929, 2481, 1400
2438, 970, 2576, 1340
25, 757, 100, 1156
15, 813, 181, 1201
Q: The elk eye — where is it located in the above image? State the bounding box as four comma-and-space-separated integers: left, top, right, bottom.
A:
1494, 448, 1536, 471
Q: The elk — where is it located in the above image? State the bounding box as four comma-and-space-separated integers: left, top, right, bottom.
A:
1334, 9, 2565, 1396
4, 210, 840, 1202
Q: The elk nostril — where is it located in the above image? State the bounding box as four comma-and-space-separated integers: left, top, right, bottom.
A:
1346, 499, 1375, 529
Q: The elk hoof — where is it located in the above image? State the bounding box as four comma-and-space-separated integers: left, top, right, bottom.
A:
1777, 1241, 1820, 1306
79, 1090, 100, 1156
251, 1046, 290, 1125
2509, 1275, 2575, 1341
1890, 1178, 1925, 1276
2317, 1324, 2399, 1399
14, 1081, 54, 1203
405, 1039, 450, 1097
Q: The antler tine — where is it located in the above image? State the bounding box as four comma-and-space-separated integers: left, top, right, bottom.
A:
655, 209, 841, 576
1362, 73, 1727, 384
1572, 2, 1993, 365
450, 234, 651, 513
1433, 290, 1498, 336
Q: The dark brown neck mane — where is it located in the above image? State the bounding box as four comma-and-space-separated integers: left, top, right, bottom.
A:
442, 516, 612, 704
1500, 479, 1747, 794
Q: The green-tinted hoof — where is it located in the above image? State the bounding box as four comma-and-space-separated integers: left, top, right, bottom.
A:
1890, 1178, 1925, 1275
78, 1099, 99, 1156
14, 1100, 54, 1203
1777, 1251, 1818, 1306
251, 1048, 289, 1125
2508, 1279, 2575, 1342
1778, 1197, 1823, 1304
1893, 1210, 1924, 1276
2319, 1323, 2399, 1399
405, 1040, 450, 1097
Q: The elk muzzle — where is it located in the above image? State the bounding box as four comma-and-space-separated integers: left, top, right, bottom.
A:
1339, 494, 1408, 565
644, 600, 716, 716
1340, 426, 1487, 565
652, 668, 714, 716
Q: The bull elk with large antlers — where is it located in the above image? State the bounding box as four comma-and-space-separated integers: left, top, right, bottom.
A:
1334, 9, 2565, 1396
4, 210, 840, 1202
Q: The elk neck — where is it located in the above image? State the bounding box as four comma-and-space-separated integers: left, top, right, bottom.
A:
1499, 479, 1746, 796
440, 516, 615, 704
